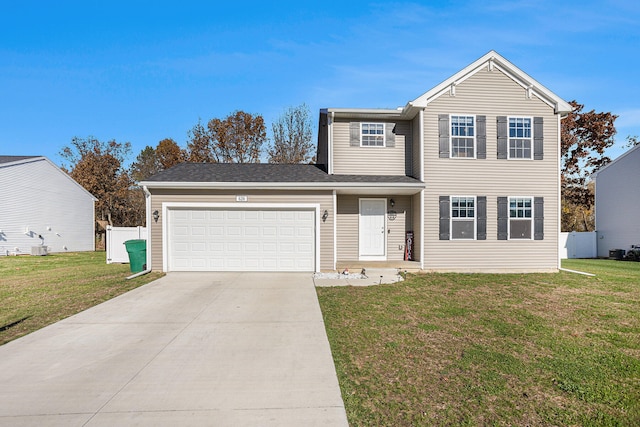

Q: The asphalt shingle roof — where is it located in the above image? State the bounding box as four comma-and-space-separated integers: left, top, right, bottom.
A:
0, 155, 41, 165
144, 163, 423, 185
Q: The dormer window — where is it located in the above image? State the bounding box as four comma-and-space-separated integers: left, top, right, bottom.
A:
361, 123, 385, 147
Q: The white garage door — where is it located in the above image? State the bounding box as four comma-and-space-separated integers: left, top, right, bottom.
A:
168, 208, 316, 272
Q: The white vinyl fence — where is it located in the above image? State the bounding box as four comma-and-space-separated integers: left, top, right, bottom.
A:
560, 231, 597, 259
106, 226, 147, 264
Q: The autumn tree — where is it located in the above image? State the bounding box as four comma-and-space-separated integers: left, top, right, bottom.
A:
186, 111, 266, 163
268, 103, 314, 164
60, 136, 142, 227
130, 146, 158, 182
561, 100, 617, 231
625, 135, 639, 148
130, 138, 185, 182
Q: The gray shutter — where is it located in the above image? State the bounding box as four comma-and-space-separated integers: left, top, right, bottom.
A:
349, 122, 360, 147
534, 117, 544, 160
476, 115, 486, 159
438, 115, 449, 158
439, 196, 450, 240
477, 196, 486, 240
497, 196, 508, 240
534, 197, 544, 240
497, 116, 508, 159
385, 123, 396, 148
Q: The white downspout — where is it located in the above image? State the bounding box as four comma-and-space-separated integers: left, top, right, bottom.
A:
333, 190, 337, 271
419, 109, 425, 269
557, 114, 563, 271
127, 185, 152, 280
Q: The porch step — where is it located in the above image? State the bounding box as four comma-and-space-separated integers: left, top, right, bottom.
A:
335, 260, 421, 272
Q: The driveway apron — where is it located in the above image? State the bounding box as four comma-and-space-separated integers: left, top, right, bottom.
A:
0, 272, 349, 426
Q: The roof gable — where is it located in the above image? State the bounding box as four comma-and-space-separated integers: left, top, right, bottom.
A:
408, 50, 572, 114
0, 156, 97, 201
593, 143, 640, 178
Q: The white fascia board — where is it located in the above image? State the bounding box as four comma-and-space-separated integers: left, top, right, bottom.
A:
326, 107, 407, 120
411, 50, 572, 114
141, 181, 424, 191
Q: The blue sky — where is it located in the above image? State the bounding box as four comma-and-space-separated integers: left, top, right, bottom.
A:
1, 0, 639, 167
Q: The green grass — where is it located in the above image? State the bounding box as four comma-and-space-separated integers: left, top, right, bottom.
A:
317, 259, 640, 426
0, 251, 163, 345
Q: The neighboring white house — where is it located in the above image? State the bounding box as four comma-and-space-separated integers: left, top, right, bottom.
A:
593, 144, 640, 257
0, 156, 97, 255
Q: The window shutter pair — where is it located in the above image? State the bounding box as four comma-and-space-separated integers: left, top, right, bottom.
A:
497, 196, 544, 240
439, 196, 486, 240
349, 122, 395, 147
438, 115, 486, 158
497, 116, 544, 159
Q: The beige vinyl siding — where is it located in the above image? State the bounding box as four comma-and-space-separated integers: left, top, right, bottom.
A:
411, 115, 422, 179
411, 192, 422, 261
423, 67, 560, 272
332, 119, 411, 175
148, 189, 334, 272
336, 195, 359, 260
336, 195, 411, 262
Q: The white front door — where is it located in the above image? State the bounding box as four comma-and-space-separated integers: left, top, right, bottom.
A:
359, 198, 386, 260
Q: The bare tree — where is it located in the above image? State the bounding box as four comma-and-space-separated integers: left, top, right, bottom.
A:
268, 104, 314, 164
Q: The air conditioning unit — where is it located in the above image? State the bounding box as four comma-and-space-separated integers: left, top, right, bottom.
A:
31, 246, 49, 256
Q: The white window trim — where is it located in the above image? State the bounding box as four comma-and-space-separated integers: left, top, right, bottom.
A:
449, 114, 476, 159
508, 196, 534, 240
360, 122, 386, 147
507, 116, 533, 160
450, 195, 477, 240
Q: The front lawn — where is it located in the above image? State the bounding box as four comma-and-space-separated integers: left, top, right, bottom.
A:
0, 251, 163, 345
317, 259, 640, 426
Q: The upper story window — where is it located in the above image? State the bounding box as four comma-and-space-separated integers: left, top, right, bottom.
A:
450, 115, 475, 158
451, 196, 476, 239
509, 117, 532, 159
361, 123, 385, 147
509, 197, 533, 239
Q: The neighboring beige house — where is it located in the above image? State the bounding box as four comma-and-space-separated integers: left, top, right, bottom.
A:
141, 51, 571, 273
0, 156, 97, 255
593, 144, 640, 258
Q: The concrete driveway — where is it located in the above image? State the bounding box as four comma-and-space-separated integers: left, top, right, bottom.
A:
0, 273, 349, 426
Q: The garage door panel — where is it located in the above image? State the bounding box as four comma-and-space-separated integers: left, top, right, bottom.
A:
168, 209, 315, 271
168, 208, 315, 272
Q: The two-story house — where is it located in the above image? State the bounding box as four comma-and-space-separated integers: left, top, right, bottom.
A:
141, 51, 571, 273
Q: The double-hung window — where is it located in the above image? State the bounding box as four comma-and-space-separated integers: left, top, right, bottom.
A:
508, 117, 532, 159
509, 197, 533, 239
361, 123, 385, 147
451, 196, 476, 239
451, 115, 475, 158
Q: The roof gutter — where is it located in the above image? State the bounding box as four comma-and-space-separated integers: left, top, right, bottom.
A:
140, 181, 426, 191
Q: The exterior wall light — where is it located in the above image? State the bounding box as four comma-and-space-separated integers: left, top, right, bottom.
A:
153, 210, 160, 223
322, 210, 329, 222
390, 199, 395, 207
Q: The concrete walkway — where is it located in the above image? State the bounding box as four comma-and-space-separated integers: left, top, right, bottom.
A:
0, 273, 348, 426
